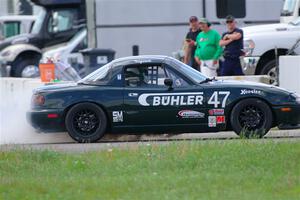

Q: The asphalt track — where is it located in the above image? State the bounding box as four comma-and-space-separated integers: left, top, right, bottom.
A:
1, 129, 300, 152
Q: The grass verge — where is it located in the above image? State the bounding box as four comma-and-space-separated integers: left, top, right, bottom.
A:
1, 139, 300, 200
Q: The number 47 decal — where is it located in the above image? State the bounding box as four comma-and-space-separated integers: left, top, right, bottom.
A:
208, 91, 230, 108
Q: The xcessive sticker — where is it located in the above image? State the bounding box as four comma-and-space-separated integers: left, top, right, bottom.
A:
240, 89, 262, 95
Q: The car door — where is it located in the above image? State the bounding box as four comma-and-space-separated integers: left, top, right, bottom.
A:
122, 63, 207, 132
163, 63, 208, 127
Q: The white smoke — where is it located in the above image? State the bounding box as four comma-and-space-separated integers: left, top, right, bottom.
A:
0, 78, 72, 144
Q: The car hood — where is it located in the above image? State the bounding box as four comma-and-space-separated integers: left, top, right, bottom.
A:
242, 23, 292, 36
211, 80, 293, 95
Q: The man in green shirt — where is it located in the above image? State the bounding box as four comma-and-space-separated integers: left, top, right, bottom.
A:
194, 18, 222, 77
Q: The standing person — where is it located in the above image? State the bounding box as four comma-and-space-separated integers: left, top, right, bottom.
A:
219, 15, 244, 76
194, 18, 222, 77
184, 16, 201, 70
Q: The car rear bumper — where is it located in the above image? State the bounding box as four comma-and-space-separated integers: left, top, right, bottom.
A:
26, 109, 66, 132
273, 104, 300, 129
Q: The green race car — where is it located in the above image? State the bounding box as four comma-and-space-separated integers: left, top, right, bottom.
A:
27, 56, 300, 142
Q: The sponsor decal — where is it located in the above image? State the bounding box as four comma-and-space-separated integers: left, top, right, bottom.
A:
208, 116, 216, 127
138, 91, 230, 108
209, 109, 224, 115
138, 92, 204, 106
178, 110, 205, 119
216, 116, 226, 124
240, 89, 262, 95
112, 111, 123, 122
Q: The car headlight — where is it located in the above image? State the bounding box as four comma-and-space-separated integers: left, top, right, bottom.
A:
243, 39, 255, 56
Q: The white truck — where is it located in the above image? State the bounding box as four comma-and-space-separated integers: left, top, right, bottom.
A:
242, 17, 300, 85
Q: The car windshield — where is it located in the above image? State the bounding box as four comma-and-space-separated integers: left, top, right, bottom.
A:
281, 0, 297, 15
289, 17, 300, 26
168, 58, 207, 83
31, 7, 46, 34
78, 62, 111, 84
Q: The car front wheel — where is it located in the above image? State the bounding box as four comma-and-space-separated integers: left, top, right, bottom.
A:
65, 103, 107, 143
230, 98, 273, 138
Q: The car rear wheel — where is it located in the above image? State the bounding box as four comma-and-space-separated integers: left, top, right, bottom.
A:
65, 103, 107, 143
230, 98, 273, 138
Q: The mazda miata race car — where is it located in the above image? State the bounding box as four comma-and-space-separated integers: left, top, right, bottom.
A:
27, 56, 300, 142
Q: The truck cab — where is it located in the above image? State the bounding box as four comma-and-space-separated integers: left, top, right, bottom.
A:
0, 15, 36, 41
281, 0, 300, 23
0, 0, 86, 78
242, 17, 300, 85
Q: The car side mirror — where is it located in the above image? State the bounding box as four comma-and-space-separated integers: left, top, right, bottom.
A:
164, 78, 173, 89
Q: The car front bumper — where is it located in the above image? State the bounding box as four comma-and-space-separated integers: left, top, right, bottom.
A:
242, 56, 260, 75
273, 104, 300, 129
26, 109, 66, 132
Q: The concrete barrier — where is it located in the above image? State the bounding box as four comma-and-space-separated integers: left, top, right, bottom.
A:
279, 56, 300, 94
0, 75, 271, 145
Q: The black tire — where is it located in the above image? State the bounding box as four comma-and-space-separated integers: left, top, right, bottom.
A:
65, 103, 107, 143
12, 58, 40, 78
260, 59, 277, 85
230, 98, 273, 138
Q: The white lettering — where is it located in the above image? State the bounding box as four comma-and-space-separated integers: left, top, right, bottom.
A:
187, 96, 195, 105
162, 96, 170, 106
170, 96, 180, 105
195, 95, 203, 105
153, 96, 160, 106
240, 89, 262, 95
208, 92, 220, 108
208, 91, 230, 108
180, 96, 187, 105
138, 92, 204, 106
113, 111, 123, 122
